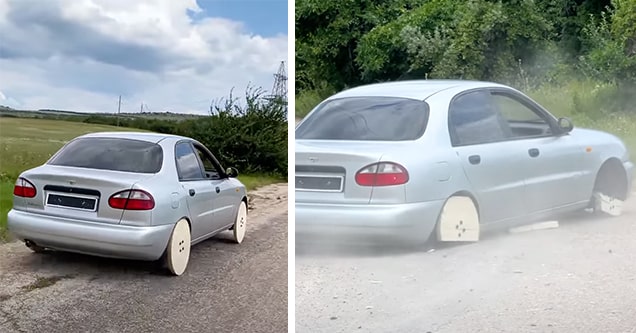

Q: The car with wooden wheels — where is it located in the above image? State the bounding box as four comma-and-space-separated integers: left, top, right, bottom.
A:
295, 80, 633, 245
8, 132, 248, 276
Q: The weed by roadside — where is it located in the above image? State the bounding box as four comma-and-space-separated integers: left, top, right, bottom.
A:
239, 174, 287, 191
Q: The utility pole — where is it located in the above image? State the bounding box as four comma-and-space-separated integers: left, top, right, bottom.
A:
140, 102, 143, 113
117, 95, 121, 127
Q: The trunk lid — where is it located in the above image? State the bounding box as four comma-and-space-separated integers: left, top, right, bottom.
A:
18, 165, 156, 224
295, 140, 408, 204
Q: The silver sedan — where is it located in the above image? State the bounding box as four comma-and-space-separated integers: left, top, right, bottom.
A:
295, 80, 634, 244
8, 132, 248, 276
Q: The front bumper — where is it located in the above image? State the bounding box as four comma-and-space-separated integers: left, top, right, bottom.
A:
295, 200, 445, 245
7, 209, 173, 261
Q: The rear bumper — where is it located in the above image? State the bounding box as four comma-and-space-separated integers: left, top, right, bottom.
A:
295, 200, 445, 245
7, 209, 172, 261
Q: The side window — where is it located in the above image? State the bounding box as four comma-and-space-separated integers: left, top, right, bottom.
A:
175, 143, 205, 181
449, 91, 510, 146
491, 93, 552, 137
193, 145, 222, 180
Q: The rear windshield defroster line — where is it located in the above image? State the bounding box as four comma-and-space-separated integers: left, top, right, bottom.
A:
48, 137, 163, 173
296, 97, 430, 141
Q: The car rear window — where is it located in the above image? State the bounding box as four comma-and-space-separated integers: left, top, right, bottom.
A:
48, 137, 163, 173
296, 97, 430, 141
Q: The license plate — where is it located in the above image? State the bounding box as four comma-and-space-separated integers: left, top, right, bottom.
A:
296, 175, 344, 192
46, 193, 98, 211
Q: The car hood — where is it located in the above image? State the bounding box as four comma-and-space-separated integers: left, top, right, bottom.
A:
571, 127, 625, 145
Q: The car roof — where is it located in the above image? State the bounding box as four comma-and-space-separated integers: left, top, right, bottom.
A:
328, 80, 509, 101
78, 131, 189, 143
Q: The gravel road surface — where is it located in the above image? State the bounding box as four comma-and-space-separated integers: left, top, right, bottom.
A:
0, 184, 288, 333
296, 194, 636, 333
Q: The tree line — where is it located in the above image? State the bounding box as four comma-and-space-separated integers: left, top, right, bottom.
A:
296, 0, 635, 114
79, 87, 287, 177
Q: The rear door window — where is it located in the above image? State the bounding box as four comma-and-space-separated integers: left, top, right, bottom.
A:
296, 97, 430, 141
448, 90, 512, 146
48, 138, 163, 173
175, 142, 205, 181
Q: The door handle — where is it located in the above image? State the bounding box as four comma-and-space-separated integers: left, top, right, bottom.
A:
215, 186, 220, 194
528, 148, 540, 158
189, 189, 196, 197
468, 155, 481, 165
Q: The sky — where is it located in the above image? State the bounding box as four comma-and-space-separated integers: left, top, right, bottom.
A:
0, 0, 288, 114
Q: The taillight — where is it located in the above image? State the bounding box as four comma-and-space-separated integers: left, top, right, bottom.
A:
108, 190, 155, 210
355, 162, 409, 186
14, 178, 37, 198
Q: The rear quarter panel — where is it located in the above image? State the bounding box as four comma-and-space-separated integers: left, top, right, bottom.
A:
379, 90, 475, 205
380, 147, 473, 205
136, 138, 191, 227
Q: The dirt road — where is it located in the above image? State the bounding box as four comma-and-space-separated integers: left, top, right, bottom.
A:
296, 194, 636, 333
0, 183, 288, 333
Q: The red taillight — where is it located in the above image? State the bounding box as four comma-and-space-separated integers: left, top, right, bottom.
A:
108, 190, 155, 210
355, 162, 409, 187
14, 178, 37, 198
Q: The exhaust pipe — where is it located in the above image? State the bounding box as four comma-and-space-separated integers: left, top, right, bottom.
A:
24, 239, 45, 252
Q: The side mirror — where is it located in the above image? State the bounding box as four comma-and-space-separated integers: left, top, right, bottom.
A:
557, 117, 573, 134
226, 167, 239, 178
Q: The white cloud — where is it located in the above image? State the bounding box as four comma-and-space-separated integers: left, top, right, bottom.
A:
0, 0, 287, 114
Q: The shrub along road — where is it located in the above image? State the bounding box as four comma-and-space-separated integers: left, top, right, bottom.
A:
0, 184, 288, 333
296, 193, 636, 332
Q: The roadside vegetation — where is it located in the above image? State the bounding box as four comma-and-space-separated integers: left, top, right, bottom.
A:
295, 0, 636, 157
0, 86, 287, 240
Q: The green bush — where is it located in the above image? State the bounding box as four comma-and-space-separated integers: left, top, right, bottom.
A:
178, 86, 288, 175
579, 0, 636, 86
295, 0, 636, 119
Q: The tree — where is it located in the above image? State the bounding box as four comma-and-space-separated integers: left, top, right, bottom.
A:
295, 0, 418, 92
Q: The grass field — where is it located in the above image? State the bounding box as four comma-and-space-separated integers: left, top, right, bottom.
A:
0, 117, 283, 241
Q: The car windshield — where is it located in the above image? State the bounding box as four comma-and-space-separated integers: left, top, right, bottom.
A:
296, 97, 429, 141
48, 137, 163, 173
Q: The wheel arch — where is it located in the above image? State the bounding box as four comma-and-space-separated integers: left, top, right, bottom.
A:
447, 190, 481, 220
177, 216, 192, 230
593, 157, 629, 200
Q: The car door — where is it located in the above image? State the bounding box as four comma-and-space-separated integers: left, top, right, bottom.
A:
448, 89, 528, 224
490, 89, 586, 213
175, 141, 217, 240
191, 143, 238, 229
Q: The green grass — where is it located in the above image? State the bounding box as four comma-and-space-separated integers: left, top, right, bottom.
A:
238, 173, 287, 191
0, 181, 13, 241
295, 83, 335, 118
0, 117, 283, 241
0, 117, 144, 181
527, 80, 636, 159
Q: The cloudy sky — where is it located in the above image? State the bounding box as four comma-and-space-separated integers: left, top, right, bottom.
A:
0, 0, 288, 114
